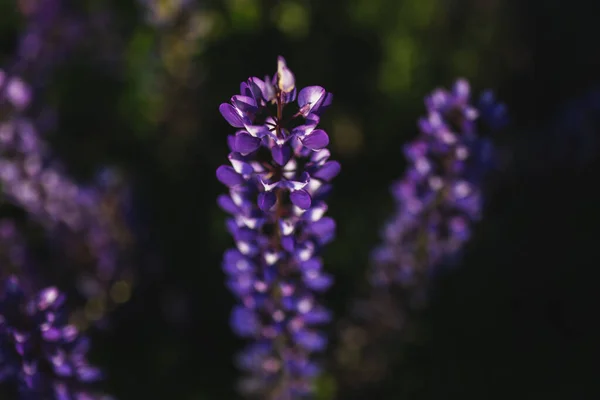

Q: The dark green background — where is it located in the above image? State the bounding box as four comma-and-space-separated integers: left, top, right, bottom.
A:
1, 0, 599, 398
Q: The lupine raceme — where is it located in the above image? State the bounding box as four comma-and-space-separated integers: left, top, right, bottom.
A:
0, 219, 108, 398
336, 79, 508, 388
0, 70, 134, 328
370, 79, 507, 291
0, 276, 109, 399
217, 57, 339, 399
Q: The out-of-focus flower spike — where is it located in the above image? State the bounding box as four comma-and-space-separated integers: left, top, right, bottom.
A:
335, 79, 508, 391
0, 276, 108, 398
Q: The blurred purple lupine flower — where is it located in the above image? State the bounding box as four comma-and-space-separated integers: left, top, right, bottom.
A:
217, 57, 338, 398
370, 79, 507, 289
12, 0, 84, 82
0, 276, 111, 399
14, 0, 121, 84
335, 79, 507, 389
0, 70, 134, 326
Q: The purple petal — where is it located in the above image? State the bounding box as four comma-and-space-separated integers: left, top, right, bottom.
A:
425, 89, 450, 111
300, 258, 323, 272
303, 307, 332, 324
42, 328, 61, 342
303, 272, 333, 291
290, 361, 321, 378
227, 135, 236, 151
298, 86, 325, 107
391, 179, 415, 201
281, 236, 295, 252
453, 78, 470, 101
293, 330, 327, 352
62, 326, 78, 342
281, 87, 297, 104
313, 161, 340, 181
228, 153, 254, 176
54, 363, 74, 377
225, 218, 239, 237
234, 227, 256, 243
271, 145, 292, 166
245, 124, 270, 138
404, 140, 428, 160
417, 117, 434, 134
232, 95, 257, 113
247, 77, 266, 101
309, 148, 331, 166
318, 92, 333, 112
216, 166, 244, 187
298, 86, 325, 116
305, 113, 320, 127
301, 129, 329, 150
291, 123, 316, 139
231, 306, 260, 337
312, 183, 332, 201
258, 192, 276, 211
240, 81, 252, 97
76, 366, 102, 382
227, 276, 253, 297
37, 287, 61, 310
54, 384, 70, 400
309, 217, 335, 239
219, 103, 245, 128
234, 132, 261, 155
290, 190, 311, 209
223, 249, 254, 274
261, 76, 276, 101
217, 194, 238, 214
6, 77, 31, 110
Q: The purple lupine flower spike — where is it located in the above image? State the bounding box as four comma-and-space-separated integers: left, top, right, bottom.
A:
335, 79, 507, 391
371, 78, 507, 288
217, 57, 339, 398
1, 70, 134, 326
0, 276, 111, 399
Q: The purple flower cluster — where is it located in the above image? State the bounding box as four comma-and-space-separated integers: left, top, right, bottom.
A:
0, 220, 107, 398
333, 80, 508, 391
14, 0, 120, 84
0, 276, 109, 399
371, 79, 507, 288
217, 57, 339, 398
10, 0, 83, 88
0, 70, 133, 324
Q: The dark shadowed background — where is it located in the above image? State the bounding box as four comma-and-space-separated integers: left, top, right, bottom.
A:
1, 0, 599, 398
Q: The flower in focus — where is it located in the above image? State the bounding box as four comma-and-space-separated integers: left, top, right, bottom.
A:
217, 56, 338, 399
